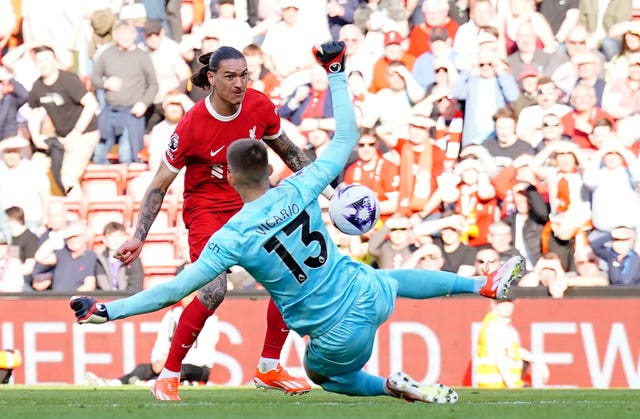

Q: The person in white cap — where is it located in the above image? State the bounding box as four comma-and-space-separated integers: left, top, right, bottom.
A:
0, 135, 50, 231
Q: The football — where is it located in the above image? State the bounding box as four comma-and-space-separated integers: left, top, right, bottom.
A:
328, 184, 380, 235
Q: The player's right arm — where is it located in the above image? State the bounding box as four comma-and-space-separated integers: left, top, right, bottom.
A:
116, 163, 177, 265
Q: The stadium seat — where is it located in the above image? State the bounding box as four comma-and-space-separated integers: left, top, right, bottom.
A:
139, 230, 182, 270
81, 164, 127, 201
143, 264, 184, 289
85, 196, 133, 236
50, 196, 85, 221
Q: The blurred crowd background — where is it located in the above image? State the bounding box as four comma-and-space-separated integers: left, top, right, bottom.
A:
1, 0, 639, 297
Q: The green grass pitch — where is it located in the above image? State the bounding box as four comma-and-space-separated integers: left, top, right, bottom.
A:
1, 386, 638, 419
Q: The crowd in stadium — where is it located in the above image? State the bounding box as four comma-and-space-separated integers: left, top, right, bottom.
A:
1, 0, 640, 295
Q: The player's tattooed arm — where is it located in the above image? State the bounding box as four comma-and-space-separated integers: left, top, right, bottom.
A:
264, 131, 312, 172
134, 187, 166, 242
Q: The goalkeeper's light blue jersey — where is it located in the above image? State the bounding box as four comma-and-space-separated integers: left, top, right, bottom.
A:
106, 73, 381, 337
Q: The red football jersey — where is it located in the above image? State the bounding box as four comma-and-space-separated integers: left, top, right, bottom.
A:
164, 89, 281, 226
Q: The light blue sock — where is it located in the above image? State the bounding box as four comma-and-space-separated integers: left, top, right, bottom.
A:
321, 370, 387, 396
385, 269, 486, 299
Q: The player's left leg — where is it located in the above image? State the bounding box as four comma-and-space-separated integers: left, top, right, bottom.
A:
387, 256, 524, 300
253, 299, 311, 394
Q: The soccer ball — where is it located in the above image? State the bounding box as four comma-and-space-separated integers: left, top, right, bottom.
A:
328, 184, 380, 235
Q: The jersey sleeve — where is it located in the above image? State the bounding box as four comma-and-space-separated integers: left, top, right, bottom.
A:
260, 92, 282, 140
163, 107, 196, 172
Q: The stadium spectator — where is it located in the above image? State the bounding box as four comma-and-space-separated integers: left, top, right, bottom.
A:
607, 20, 640, 80
502, 182, 548, 271
0, 65, 28, 140
94, 222, 144, 293
181, 20, 222, 102
550, 24, 595, 96
28, 200, 72, 288
560, 83, 615, 149
411, 27, 456, 91
0, 135, 50, 232
601, 52, 640, 122
338, 24, 377, 87
534, 113, 573, 152
473, 247, 501, 277
362, 61, 425, 143
352, 0, 408, 56
563, 247, 609, 287
516, 77, 571, 145
529, 141, 591, 272
91, 20, 158, 164
326, 0, 359, 41
578, 0, 632, 60
519, 252, 570, 298
5, 206, 38, 282
407, 0, 459, 58
499, 0, 558, 56
379, 114, 444, 219
512, 64, 539, 116
402, 242, 445, 270
445, 158, 498, 247
28, 45, 100, 197
485, 221, 522, 263
538, 0, 580, 44
260, 0, 320, 98
33, 220, 97, 292
204, 0, 254, 51
279, 64, 335, 132
367, 213, 416, 269
87, 2, 117, 57
85, 293, 218, 386
452, 0, 497, 65
583, 140, 640, 234
243, 43, 280, 103
570, 51, 606, 107
481, 107, 534, 169
368, 30, 416, 94
140, 19, 191, 133
474, 297, 550, 388
506, 21, 563, 80
587, 118, 616, 150
430, 211, 477, 276
343, 128, 400, 218
589, 226, 640, 286
450, 46, 520, 146
0, 231, 23, 292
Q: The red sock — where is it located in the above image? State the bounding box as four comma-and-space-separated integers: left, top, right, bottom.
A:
260, 298, 289, 359
164, 298, 214, 372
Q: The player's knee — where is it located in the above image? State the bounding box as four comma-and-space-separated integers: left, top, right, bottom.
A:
197, 275, 227, 311
304, 362, 328, 385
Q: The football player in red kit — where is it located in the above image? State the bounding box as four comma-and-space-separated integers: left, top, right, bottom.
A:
116, 46, 320, 400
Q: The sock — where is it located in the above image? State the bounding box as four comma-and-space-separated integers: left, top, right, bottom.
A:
258, 357, 280, 373
472, 275, 488, 293
260, 298, 289, 361
158, 368, 181, 380
322, 370, 386, 396
164, 298, 214, 372
388, 269, 484, 298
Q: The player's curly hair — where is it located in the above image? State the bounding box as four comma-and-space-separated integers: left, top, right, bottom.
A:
191, 46, 246, 90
